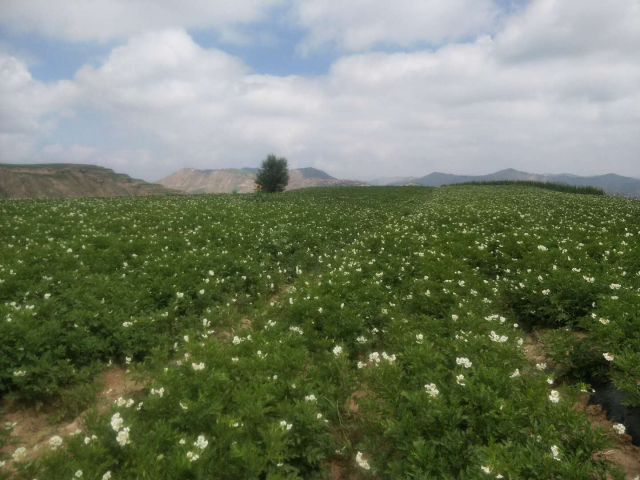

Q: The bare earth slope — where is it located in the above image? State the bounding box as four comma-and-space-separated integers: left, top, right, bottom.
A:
157, 167, 366, 194
0, 164, 180, 199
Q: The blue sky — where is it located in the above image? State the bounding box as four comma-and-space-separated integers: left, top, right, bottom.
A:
1, 0, 638, 181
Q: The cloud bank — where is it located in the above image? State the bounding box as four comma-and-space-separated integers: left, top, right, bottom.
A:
0, 0, 639, 181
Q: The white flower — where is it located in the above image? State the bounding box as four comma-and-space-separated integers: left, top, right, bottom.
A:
537, 245, 548, 251
456, 374, 466, 385
612, 423, 625, 435
355, 451, 370, 470
232, 336, 242, 345
177, 292, 184, 298
416, 333, 424, 344
603, 352, 614, 362
550, 445, 560, 461
75, 470, 84, 478
199, 289, 205, 295
194, 435, 208, 450
13, 370, 26, 377
456, 357, 472, 369
609, 283, 621, 290
111, 413, 124, 432
44, 293, 51, 300
547, 377, 554, 385
12, 447, 27, 461
356, 336, 367, 344
599, 318, 610, 325
305, 394, 317, 402
116, 427, 130, 446
549, 390, 560, 403
192, 362, 205, 371
102, 472, 112, 480
279, 420, 293, 431
510, 369, 520, 378
150, 387, 165, 397
481, 466, 492, 474
332, 345, 343, 356
451, 314, 458, 321
536, 363, 547, 371
186, 451, 200, 462
49, 435, 63, 450
424, 383, 439, 398
357, 361, 365, 369
489, 331, 508, 343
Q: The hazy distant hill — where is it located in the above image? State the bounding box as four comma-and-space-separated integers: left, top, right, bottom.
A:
157, 167, 365, 194
400, 168, 640, 197
368, 176, 416, 186
0, 163, 180, 199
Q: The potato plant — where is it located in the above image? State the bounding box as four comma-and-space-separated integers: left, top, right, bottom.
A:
1, 186, 638, 478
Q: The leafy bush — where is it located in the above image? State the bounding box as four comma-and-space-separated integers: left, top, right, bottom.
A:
255, 154, 289, 193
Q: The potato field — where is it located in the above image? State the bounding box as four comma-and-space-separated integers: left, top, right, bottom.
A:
1, 186, 639, 479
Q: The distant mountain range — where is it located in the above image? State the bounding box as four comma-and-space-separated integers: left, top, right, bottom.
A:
368, 176, 417, 186
0, 163, 179, 199
391, 168, 640, 197
1, 164, 638, 199
156, 167, 365, 194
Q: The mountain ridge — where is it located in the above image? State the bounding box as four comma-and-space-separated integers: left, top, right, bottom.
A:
395, 169, 640, 197
156, 167, 362, 194
0, 163, 180, 199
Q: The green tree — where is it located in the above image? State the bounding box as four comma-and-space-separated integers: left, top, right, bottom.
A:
255, 154, 289, 193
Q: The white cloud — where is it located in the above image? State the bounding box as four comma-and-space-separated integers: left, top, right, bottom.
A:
0, 54, 78, 160
292, 0, 499, 53
1, 0, 639, 181
0, 0, 283, 42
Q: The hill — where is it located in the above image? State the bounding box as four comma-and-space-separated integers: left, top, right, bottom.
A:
0, 163, 180, 199
401, 168, 640, 197
157, 167, 366, 194
368, 176, 416, 186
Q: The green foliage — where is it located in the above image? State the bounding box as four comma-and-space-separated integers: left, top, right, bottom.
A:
255, 154, 289, 193
0, 185, 638, 478
446, 180, 606, 195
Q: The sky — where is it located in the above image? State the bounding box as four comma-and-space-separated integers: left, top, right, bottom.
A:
0, 0, 639, 182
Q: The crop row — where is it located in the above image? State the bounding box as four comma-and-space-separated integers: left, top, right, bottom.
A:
1, 186, 638, 478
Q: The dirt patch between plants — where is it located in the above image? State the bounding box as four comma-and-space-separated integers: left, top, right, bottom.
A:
0, 366, 143, 465
523, 331, 548, 364
523, 332, 639, 478
573, 395, 640, 479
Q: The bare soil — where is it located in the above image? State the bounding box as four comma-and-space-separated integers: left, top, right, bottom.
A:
0, 366, 143, 465
573, 395, 640, 479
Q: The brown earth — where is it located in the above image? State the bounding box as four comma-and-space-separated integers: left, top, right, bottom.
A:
0, 163, 180, 199
0, 367, 144, 465
573, 396, 640, 479
525, 331, 640, 479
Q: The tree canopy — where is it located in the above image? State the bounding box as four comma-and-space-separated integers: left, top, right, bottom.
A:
255, 154, 289, 193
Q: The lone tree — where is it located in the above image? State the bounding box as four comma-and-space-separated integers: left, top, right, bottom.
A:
255, 154, 289, 193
